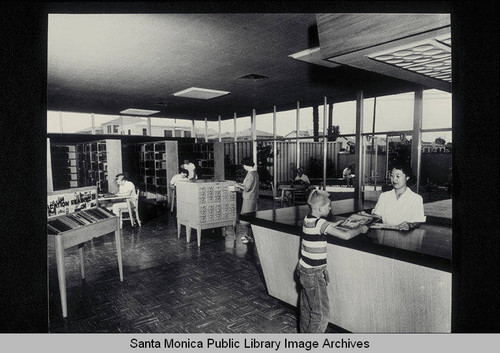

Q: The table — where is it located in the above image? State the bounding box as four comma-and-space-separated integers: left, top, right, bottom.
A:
278, 185, 294, 205
48, 209, 122, 318
98, 194, 132, 215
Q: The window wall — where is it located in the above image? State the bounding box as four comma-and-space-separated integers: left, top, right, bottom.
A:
47, 111, 93, 134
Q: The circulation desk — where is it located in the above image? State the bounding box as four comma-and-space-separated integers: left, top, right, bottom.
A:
239, 199, 452, 333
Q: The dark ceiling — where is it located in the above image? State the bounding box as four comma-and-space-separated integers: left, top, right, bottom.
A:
47, 13, 437, 122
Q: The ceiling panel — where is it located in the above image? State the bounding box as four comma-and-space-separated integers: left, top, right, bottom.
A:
47, 13, 438, 121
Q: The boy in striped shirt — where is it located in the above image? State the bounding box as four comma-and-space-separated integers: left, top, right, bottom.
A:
297, 189, 368, 333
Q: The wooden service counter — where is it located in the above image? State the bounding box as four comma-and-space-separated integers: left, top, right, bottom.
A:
240, 199, 452, 333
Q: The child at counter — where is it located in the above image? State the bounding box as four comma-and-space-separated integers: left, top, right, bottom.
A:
297, 189, 368, 333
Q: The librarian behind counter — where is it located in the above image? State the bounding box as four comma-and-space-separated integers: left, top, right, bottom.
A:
372, 163, 426, 231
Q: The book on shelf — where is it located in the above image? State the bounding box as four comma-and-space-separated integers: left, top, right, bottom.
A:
336, 211, 381, 231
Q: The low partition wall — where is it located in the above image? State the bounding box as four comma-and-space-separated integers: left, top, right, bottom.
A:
242, 202, 451, 333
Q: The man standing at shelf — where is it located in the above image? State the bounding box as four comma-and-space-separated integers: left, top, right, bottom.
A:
111, 173, 136, 216
235, 157, 259, 244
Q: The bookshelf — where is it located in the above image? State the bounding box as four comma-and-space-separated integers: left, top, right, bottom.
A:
50, 143, 79, 190
135, 140, 178, 203
193, 143, 214, 179
76, 139, 122, 193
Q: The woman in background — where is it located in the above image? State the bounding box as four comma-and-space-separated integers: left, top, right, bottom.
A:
235, 157, 259, 244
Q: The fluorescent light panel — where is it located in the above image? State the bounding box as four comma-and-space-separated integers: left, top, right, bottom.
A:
367, 36, 452, 82
120, 108, 160, 116
173, 87, 230, 100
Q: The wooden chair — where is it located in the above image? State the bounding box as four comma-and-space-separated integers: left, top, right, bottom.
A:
292, 184, 309, 204
119, 189, 141, 228
271, 183, 286, 207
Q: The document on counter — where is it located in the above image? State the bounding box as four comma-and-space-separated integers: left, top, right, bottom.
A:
336, 212, 381, 231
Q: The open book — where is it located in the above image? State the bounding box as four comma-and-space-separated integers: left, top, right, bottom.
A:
336, 211, 381, 231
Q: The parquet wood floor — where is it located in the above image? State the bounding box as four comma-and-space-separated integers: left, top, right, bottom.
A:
48, 197, 345, 333
48, 198, 296, 333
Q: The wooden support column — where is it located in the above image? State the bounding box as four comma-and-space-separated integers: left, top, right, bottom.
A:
252, 109, 257, 164
218, 115, 222, 142
204, 117, 208, 143
233, 113, 238, 164
355, 91, 364, 200
322, 97, 328, 190
273, 106, 277, 191
91, 113, 96, 135
412, 88, 423, 192
296, 101, 300, 168
120, 115, 124, 135
192, 120, 197, 143
47, 138, 53, 193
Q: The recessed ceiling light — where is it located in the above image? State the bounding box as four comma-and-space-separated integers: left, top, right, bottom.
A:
120, 108, 160, 116
173, 87, 230, 100
238, 74, 269, 81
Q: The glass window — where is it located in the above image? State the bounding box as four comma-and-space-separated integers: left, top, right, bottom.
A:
142, 128, 147, 136
150, 117, 172, 137
419, 131, 452, 203
275, 109, 300, 139
206, 120, 218, 141
94, 114, 119, 135
164, 130, 172, 137
193, 120, 205, 141
423, 89, 452, 129
47, 111, 61, 133
255, 112, 274, 139
374, 92, 414, 132
363, 98, 375, 134
113, 125, 119, 133
184, 131, 191, 138
237, 115, 251, 140
50, 111, 93, 134
332, 101, 356, 136
174, 130, 182, 137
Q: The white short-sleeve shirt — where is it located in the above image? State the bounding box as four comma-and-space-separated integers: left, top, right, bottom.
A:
118, 180, 136, 200
170, 173, 187, 187
372, 188, 426, 225
294, 174, 310, 184
182, 163, 196, 179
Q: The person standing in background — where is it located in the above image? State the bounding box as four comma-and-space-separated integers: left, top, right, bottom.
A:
235, 157, 259, 244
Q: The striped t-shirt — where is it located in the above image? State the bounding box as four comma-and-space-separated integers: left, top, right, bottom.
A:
298, 215, 333, 268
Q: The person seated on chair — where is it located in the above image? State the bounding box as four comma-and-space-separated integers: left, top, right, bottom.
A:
294, 167, 310, 187
343, 164, 355, 187
111, 173, 136, 216
170, 167, 189, 188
